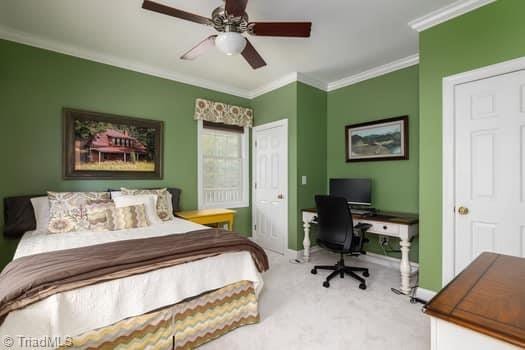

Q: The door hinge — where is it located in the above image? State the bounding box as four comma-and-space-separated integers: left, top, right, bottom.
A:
254, 182, 257, 189
255, 140, 258, 147
253, 224, 256, 231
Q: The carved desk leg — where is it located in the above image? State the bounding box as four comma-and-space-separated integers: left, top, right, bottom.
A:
399, 237, 412, 295
302, 219, 311, 263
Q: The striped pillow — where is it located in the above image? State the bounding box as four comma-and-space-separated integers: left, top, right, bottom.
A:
86, 201, 116, 232
107, 204, 149, 231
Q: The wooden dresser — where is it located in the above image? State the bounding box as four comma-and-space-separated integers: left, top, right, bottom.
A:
424, 252, 525, 349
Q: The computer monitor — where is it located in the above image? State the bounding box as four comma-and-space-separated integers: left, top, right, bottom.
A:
329, 178, 372, 206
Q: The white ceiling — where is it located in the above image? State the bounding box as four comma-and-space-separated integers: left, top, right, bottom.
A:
0, 0, 457, 96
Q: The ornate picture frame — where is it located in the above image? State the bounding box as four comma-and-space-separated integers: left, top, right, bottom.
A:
63, 108, 163, 179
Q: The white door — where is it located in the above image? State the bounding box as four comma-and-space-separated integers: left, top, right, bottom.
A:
252, 120, 288, 254
454, 69, 525, 275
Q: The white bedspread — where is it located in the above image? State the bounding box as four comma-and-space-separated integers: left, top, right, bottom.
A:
0, 218, 263, 346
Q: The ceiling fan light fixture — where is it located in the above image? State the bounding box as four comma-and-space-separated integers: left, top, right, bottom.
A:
215, 32, 247, 56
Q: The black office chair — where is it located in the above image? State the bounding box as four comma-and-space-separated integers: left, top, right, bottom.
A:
311, 195, 372, 289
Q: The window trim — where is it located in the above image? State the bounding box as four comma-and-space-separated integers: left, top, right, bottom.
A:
197, 120, 249, 210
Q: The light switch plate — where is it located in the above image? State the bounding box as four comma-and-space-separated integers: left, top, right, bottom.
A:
301, 176, 307, 185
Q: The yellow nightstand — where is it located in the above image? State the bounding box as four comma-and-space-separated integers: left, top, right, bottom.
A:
175, 209, 236, 231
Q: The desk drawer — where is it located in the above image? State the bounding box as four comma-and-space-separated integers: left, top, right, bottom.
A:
360, 221, 400, 236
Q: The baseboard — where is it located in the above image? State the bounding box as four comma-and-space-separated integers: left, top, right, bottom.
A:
286, 249, 300, 260
287, 247, 419, 272
286, 246, 322, 260
415, 287, 437, 302
356, 252, 419, 272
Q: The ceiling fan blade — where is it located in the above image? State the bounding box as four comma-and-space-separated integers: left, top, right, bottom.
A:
142, 0, 211, 26
241, 39, 266, 70
248, 22, 312, 37
181, 35, 217, 60
224, 0, 249, 17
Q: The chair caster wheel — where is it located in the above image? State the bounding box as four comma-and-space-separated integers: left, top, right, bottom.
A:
311, 269, 317, 275
359, 283, 367, 290
340, 274, 344, 279
363, 271, 370, 277
323, 281, 330, 288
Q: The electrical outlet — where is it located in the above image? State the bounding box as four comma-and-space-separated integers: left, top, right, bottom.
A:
379, 236, 389, 246
301, 175, 307, 185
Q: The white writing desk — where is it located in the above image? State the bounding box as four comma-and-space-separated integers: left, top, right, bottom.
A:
302, 208, 419, 294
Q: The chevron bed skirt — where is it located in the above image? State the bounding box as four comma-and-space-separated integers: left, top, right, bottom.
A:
61, 280, 259, 349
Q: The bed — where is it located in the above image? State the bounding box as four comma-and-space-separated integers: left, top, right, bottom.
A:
0, 195, 267, 350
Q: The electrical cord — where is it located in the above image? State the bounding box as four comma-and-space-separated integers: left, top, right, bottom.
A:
380, 238, 401, 256
386, 249, 427, 305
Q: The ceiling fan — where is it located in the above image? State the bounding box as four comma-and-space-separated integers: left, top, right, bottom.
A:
142, 0, 312, 69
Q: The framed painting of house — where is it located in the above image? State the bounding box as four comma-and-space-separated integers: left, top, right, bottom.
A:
63, 108, 163, 179
345, 115, 408, 162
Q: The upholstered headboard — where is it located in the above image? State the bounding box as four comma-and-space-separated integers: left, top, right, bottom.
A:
3, 187, 183, 238
3, 195, 43, 238
166, 188, 182, 212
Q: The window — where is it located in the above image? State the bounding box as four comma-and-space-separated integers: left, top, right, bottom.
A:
198, 120, 249, 209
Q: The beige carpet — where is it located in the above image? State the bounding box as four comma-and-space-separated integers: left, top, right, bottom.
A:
201, 249, 430, 350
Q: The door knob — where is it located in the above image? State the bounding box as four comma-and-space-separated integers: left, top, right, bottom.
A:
277, 194, 284, 199
458, 206, 469, 215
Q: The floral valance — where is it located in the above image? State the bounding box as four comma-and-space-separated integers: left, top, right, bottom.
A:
194, 98, 253, 128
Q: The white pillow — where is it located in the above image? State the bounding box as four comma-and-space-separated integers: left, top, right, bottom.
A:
30, 196, 50, 232
113, 194, 162, 225
110, 191, 123, 199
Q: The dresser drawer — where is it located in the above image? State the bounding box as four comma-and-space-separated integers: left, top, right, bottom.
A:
359, 220, 400, 236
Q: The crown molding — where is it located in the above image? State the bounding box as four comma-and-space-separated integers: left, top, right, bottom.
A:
0, 24, 421, 100
408, 0, 496, 32
0, 24, 251, 99
326, 54, 419, 92
247, 72, 328, 99
295, 72, 327, 92
247, 72, 299, 99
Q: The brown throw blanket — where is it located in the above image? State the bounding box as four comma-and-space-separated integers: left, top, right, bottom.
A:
0, 228, 268, 324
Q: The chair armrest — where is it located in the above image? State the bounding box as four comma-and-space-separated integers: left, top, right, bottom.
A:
351, 223, 372, 253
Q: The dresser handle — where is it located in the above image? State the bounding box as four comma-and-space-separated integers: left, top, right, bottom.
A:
383, 225, 387, 230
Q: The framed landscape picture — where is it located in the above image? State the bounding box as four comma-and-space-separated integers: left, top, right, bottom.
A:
63, 108, 163, 179
345, 115, 408, 162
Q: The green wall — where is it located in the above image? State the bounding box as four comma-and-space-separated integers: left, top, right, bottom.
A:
419, 0, 525, 291
6, 0, 520, 282
327, 66, 420, 261
251, 82, 298, 249
0, 39, 252, 269
251, 82, 327, 251
296, 83, 327, 249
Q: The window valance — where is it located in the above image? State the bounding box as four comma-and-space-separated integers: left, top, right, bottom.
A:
194, 98, 253, 128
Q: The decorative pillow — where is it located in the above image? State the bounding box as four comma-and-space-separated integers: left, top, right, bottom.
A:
86, 201, 116, 232
107, 204, 149, 231
30, 196, 50, 232
47, 192, 111, 233
113, 194, 162, 224
120, 188, 175, 221
109, 188, 181, 212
